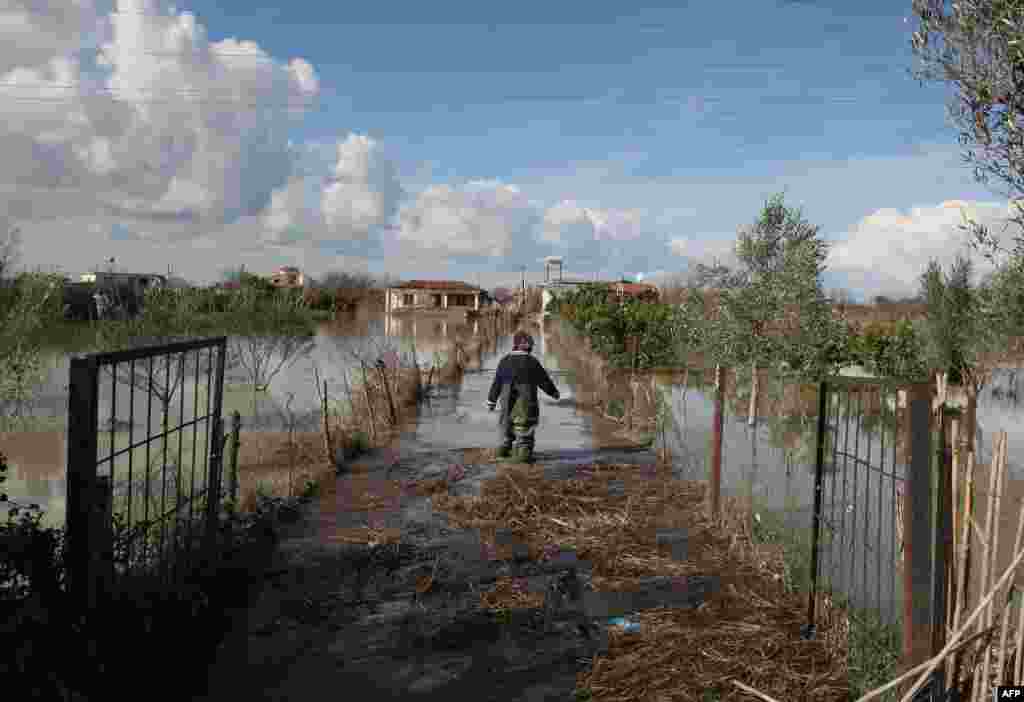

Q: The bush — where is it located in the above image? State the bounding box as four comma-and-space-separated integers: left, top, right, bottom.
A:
849, 320, 928, 379
552, 284, 680, 369
0, 443, 323, 699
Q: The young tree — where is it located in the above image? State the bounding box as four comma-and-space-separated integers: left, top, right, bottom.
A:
687, 191, 841, 426
919, 254, 994, 454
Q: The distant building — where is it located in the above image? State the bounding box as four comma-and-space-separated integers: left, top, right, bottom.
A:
612, 281, 660, 303
270, 266, 305, 288
385, 280, 482, 312
67, 271, 170, 320
79, 271, 169, 293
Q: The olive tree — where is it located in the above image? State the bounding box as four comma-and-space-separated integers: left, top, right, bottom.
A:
910, 0, 1024, 305
920, 253, 1020, 454
683, 191, 842, 426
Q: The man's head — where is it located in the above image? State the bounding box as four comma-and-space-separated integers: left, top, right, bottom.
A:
513, 330, 534, 353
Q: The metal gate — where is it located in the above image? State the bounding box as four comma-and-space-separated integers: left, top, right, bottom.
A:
65, 336, 228, 613
806, 376, 950, 699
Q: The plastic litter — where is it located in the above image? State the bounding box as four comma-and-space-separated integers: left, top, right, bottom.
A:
608, 617, 641, 633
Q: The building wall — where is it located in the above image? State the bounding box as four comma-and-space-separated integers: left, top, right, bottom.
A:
388, 288, 480, 311
270, 270, 304, 288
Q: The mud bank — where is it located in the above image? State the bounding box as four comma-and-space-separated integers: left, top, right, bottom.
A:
195, 445, 701, 702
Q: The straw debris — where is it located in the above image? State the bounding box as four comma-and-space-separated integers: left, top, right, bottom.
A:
428, 461, 848, 701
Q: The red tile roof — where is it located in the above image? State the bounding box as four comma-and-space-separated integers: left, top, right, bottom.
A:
393, 280, 480, 291
616, 282, 659, 296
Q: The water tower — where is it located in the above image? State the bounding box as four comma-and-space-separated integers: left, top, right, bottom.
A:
544, 256, 563, 283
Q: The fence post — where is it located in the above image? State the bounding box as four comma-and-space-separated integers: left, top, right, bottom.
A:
228, 410, 241, 506
805, 379, 829, 639
90, 476, 114, 606
66, 356, 100, 618
204, 341, 227, 561
901, 382, 937, 693
708, 364, 725, 522
627, 336, 638, 432
933, 406, 953, 663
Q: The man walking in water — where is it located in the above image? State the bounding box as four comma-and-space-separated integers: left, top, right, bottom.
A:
486, 330, 560, 463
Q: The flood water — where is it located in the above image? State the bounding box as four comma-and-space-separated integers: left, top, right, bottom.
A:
5, 308, 1024, 627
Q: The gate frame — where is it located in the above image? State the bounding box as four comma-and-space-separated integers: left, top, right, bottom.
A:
65, 336, 227, 617
807, 375, 949, 692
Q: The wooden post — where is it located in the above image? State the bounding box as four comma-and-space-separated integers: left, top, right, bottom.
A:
933, 407, 952, 663
321, 380, 333, 464
360, 361, 378, 441
67, 355, 100, 618
748, 360, 758, 427
709, 364, 725, 522
90, 475, 114, 609
228, 411, 241, 506
627, 336, 638, 432
901, 383, 937, 693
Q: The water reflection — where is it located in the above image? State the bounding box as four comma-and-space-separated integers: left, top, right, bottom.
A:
0, 307, 507, 521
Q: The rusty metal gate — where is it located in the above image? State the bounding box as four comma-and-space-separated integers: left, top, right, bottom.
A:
65, 336, 228, 613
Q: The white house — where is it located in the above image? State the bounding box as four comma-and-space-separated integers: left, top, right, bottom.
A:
385, 280, 482, 313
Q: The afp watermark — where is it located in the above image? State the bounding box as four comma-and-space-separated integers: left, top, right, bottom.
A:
996, 687, 1024, 700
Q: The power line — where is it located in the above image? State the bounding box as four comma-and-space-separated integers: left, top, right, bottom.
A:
0, 89, 330, 109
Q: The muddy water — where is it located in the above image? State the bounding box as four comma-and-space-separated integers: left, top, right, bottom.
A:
543, 319, 1024, 625
0, 308, 509, 525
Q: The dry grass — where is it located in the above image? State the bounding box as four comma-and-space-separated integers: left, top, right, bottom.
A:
429, 461, 848, 701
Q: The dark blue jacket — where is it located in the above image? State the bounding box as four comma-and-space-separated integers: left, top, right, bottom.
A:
486, 351, 559, 424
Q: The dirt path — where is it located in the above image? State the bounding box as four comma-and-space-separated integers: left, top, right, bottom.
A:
195, 443, 708, 702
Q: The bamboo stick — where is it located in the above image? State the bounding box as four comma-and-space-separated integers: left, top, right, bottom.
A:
976, 433, 1008, 700
998, 442, 1023, 686
1016, 569, 1024, 683
972, 436, 1003, 701
949, 447, 976, 691
877, 499, 1024, 702
858, 625, 1000, 702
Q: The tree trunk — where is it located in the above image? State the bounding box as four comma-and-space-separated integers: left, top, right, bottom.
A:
709, 364, 725, 521
964, 381, 979, 457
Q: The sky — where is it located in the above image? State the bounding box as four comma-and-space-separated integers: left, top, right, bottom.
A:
3, 0, 1021, 299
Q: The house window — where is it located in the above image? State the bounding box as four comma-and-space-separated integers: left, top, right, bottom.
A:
403, 294, 414, 306
433, 294, 442, 307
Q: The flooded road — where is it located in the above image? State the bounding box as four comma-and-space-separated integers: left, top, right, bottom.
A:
0, 311, 658, 527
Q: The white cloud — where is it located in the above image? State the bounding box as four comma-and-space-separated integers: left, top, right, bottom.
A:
667, 236, 738, 267
828, 199, 1017, 297
257, 134, 402, 246
542, 200, 643, 244
396, 179, 538, 257
319, 134, 402, 239
0, 0, 318, 243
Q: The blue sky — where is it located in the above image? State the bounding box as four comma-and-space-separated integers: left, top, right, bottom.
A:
6, 0, 1016, 298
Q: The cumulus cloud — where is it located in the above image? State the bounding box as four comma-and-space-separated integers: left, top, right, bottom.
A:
0, 0, 318, 243
542, 200, 643, 244
828, 199, 1017, 298
0, 0, 100, 74
667, 235, 739, 268
320, 134, 402, 238
259, 134, 402, 245
396, 179, 539, 258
